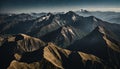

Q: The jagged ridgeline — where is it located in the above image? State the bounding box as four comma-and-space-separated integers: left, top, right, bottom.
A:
0, 34, 110, 69
0, 11, 120, 69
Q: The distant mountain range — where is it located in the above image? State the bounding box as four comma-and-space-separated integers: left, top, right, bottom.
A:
0, 11, 120, 69
76, 10, 120, 24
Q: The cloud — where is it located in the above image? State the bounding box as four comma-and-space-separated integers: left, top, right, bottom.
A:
0, 0, 119, 13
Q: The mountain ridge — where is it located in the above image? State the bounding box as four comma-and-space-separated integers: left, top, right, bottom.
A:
0, 34, 109, 69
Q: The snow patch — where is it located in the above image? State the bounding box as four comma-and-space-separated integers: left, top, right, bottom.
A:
72, 15, 76, 21
93, 17, 98, 22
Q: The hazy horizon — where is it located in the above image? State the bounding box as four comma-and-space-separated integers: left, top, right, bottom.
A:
0, 7, 120, 14
0, 0, 120, 13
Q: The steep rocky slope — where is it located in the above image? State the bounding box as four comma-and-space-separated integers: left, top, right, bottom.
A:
0, 11, 99, 48
0, 34, 109, 69
68, 26, 120, 69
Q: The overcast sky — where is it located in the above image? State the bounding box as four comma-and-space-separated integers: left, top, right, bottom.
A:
0, 0, 120, 13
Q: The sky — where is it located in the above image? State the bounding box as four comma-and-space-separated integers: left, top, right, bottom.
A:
0, 0, 120, 13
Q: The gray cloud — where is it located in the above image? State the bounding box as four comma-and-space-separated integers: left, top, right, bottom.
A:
0, 0, 120, 13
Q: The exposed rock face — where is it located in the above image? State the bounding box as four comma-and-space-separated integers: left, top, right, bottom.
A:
68, 26, 120, 69
0, 34, 46, 69
0, 11, 99, 48
15, 34, 46, 52
40, 26, 78, 48
43, 43, 105, 69
0, 34, 109, 69
1, 11, 120, 49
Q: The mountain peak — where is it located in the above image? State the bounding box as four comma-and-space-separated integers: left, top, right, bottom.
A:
87, 16, 99, 22
7, 34, 46, 52
47, 12, 53, 16
66, 11, 77, 16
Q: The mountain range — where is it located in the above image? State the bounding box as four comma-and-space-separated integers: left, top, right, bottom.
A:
76, 10, 120, 24
0, 11, 120, 69
0, 34, 110, 69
